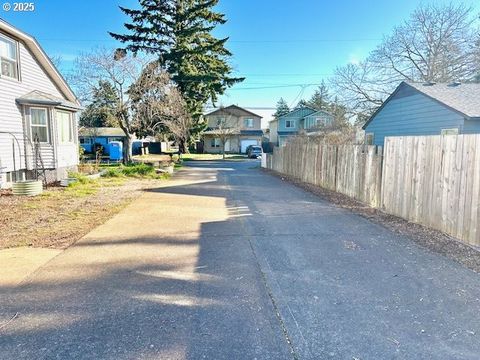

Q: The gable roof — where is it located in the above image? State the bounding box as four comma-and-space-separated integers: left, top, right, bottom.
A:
278, 106, 318, 120
0, 19, 79, 105
363, 81, 480, 129
406, 82, 480, 118
205, 105, 262, 118
307, 109, 334, 118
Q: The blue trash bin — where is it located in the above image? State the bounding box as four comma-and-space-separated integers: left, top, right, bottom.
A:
108, 141, 123, 161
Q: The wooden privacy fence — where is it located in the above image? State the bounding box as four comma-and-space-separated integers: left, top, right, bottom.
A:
382, 135, 480, 247
264, 134, 480, 247
266, 141, 383, 207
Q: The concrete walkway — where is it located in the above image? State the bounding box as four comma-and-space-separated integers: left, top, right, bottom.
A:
1, 161, 480, 359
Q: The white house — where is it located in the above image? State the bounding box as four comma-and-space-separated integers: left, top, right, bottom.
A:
0, 19, 81, 188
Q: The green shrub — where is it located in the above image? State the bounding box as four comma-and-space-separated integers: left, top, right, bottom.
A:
101, 163, 159, 178
103, 168, 124, 178
121, 163, 155, 176
67, 171, 92, 184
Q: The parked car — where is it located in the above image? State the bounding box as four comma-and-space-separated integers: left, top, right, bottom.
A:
247, 145, 262, 158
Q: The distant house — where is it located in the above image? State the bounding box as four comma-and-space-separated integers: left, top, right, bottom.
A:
276, 106, 334, 146
79, 127, 128, 155
0, 20, 81, 188
363, 82, 480, 145
203, 105, 263, 153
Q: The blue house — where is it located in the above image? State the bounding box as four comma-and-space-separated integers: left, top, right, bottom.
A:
277, 106, 334, 146
363, 82, 480, 146
79, 127, 127, 155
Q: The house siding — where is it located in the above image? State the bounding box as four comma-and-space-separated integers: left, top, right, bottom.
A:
203, 106, 263, 153
278, 108, 316, 133
304, 111, 334, 130
206, 114, 262, 131
462, 118, 480, 134
0, 33, 77, 186
364, 92, 466, 146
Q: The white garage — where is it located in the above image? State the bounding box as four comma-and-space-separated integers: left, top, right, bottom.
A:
240, 139, 259, 153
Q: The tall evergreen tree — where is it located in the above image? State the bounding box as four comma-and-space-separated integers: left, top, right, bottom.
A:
295, 99, 309, 109
308, 81, 330, 110
79, 80, 119, 128
109, 0, 244, 141
274, 98, 290, 118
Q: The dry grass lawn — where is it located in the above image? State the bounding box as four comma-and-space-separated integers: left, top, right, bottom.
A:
0, 177, 166, 250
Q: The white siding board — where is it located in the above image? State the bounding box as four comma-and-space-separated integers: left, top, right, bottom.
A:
0, 36, 77, 178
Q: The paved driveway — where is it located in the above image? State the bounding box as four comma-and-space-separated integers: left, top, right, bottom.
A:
1, 161, 480, 359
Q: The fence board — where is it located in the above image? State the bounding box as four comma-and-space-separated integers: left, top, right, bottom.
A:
382, 135, 480, 247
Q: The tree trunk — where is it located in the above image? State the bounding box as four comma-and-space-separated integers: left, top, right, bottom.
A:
179, 139, 188, 154
123, 134, 132, 164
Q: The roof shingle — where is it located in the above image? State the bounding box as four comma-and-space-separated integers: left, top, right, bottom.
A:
406, 82, 480, 118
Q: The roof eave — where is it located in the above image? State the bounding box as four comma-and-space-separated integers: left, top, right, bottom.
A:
0, 20, 80, 105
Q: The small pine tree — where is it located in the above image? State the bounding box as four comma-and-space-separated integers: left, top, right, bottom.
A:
274, 98, 290, 118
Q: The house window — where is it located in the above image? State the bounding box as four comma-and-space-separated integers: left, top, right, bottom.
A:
244, 118, 253, 128
316, 117, 327, 127
365, 133, 374, 145
441, 128, 459, 135
30, 108, 49, 143
216, 117, 225, 126
57, 111, 74, 143
211, 138, 221, 148
0, 35, 19, 80
285, 120, 295, 128
80, 137, 92, 144
108, 137, 123, 143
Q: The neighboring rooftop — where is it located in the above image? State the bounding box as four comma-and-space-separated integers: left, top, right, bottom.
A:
406, 82, 480, 119
79, 127, 126, 137
204, 105, 263, 119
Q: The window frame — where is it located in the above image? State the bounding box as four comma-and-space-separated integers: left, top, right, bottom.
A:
211, 138, 221, 148
441, 128, 459, 136
244, 118, 254, 128
80, 137, 92, 145
57, 110, 74, 144
0, 33, 20, 81
30, 107, 50, 143
285, 119, 296, 129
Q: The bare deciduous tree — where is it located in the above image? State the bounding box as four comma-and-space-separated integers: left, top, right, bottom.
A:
129, 62, 192, 154
331, 3, 480, 122
70, 47, 148, 162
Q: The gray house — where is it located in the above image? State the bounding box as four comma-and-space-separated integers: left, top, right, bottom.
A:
0, 20, 81, 188
363, 82, 480, 146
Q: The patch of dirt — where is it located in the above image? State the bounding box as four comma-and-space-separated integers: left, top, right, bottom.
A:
264, 169, 480, 273
0, 178, 164, 250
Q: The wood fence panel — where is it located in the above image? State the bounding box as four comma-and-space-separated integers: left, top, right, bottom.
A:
266, 140, 382, 206
382, 134, 480, 247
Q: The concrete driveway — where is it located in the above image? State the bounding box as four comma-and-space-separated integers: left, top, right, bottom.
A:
1, 160, 480, 359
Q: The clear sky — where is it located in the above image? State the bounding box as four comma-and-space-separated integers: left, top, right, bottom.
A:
1, 0, 476, 109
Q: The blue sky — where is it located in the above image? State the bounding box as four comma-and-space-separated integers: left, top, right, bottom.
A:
1, 0, 477, 109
